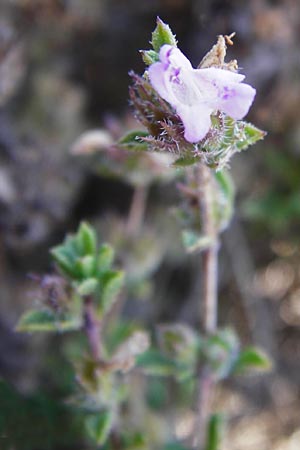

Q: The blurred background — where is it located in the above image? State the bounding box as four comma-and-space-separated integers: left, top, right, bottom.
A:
0, 0, 300, 449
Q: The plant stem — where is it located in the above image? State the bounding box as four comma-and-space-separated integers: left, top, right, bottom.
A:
196, 163, 218, 333
126, 184, 147, 235
201, 243, 218, 333
194, 163, 219, 448
83, 296, 102, 360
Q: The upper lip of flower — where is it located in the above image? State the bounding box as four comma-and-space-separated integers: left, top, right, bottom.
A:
148, 44, 256, 144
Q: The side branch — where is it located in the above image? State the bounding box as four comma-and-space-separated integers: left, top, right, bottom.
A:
127, 185, 148, 236
83, 296, 102, 361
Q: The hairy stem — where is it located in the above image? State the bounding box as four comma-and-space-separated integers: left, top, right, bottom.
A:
194, 163, 218, 448
83, 296, 102, 360
196, 163, 218, 332
201, 243, 218, 333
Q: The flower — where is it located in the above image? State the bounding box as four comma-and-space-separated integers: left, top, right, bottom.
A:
148, 44, 256, 144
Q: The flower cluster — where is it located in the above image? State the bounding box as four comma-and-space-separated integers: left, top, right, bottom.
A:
148, 44, 256, 144
128, 19, 264, 169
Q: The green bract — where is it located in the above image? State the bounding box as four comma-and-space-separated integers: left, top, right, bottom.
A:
151, 17, 177, 52
141, 17, 177, 67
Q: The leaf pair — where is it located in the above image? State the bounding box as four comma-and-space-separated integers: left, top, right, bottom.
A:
137, 326, 271, 383
51, 222, 124, 319
16, 222, 124, 332
200, 328, 272, 380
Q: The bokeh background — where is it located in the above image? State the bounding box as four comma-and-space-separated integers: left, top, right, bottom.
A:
0, 1, 300, 449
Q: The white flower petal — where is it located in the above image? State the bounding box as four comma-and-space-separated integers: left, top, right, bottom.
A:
176, 103, 213, 143
148, 61, 177, 105
219, 82, 256, 119
159, 45, 192, 70
196, 67, 245, 83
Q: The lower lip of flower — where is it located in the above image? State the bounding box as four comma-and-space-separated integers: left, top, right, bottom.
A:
221, 86, 236, 100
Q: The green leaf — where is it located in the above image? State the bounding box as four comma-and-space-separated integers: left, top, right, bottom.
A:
205, 414, 224, 450
215, 171, 234, 204
223, 119, 265, 154
85, 410, 114, 446
118, 130, 149, 151
77, 222, 97, 255
51, 222, 98, 278
136, 349, 179, 376
140, 49, 159, 66
50, 247, 77, 278
76, 255, 96, 278
182, 230, 214, 253
201, 328, 240, 380
97, 244, 115, 273
105, 321, 138, 354
237, 122, 266, 151
203, 115, 265, 169
61, 235, 79, 260
232, 347, 272, 375
214, 170, 235, 231
16, 309, 81, 332
172, 155, 201, 168
76, 278, 99, 296
151, 17, 177, 52
158, 324, 199, 367
99, 270, 124, 316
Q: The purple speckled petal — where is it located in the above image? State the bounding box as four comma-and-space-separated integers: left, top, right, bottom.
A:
159, 45, 192, 70
195, 67, 256, 118
218, 82, 256, 119
148, 62, 177, 105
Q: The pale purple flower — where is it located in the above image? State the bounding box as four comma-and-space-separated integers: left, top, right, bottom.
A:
148, 44, 256, 143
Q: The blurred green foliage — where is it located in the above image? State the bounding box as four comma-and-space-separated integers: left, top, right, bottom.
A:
0, 381, 85, 450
